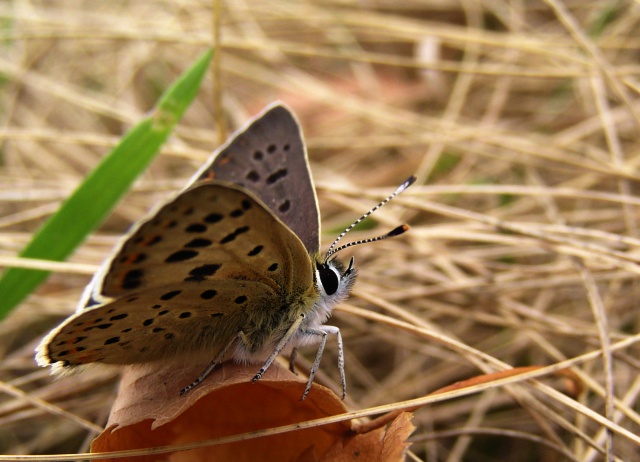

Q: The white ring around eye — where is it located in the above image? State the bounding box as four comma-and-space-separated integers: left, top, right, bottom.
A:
316, 263, 342, 297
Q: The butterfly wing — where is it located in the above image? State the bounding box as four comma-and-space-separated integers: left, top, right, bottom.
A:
98, 182, 312, 301
37, 280, 276, 367
37, 182, 317, 368
192, 104, 320, 255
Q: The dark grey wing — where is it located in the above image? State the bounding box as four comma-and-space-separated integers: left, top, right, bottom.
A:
191, 103, 320, 255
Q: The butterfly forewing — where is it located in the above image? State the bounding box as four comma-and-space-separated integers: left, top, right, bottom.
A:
193, 104, 320, 255
97, 182, 312, 301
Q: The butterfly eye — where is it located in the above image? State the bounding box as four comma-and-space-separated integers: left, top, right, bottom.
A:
316, 262, 340, 296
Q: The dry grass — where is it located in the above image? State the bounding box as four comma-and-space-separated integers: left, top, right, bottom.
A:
1, 0, 640, 460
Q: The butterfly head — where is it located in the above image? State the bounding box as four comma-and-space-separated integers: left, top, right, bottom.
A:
310, 176, 416, 318
307, 256, 357, 329
315, 256, 356, 301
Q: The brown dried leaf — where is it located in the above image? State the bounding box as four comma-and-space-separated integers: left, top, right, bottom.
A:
321, 412, 415, 462
90, 361, 363, 461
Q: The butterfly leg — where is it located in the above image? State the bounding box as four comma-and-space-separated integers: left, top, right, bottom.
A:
253, 313, 305, 383
332, 326, 346, 399
180, 335, 237, 396
300, 325, 346, 401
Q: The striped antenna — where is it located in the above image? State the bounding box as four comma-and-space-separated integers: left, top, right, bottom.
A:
324, 176, 416, 262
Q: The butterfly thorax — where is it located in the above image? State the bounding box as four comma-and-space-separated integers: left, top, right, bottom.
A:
231, 255, 357, 362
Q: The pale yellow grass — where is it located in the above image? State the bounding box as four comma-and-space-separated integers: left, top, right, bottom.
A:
0, 1, 639, 460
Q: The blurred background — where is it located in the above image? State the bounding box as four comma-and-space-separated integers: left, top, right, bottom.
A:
1, 1, 639, 460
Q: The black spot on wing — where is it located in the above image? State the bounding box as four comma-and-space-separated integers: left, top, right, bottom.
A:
204, 213, 223, 224
184, 264, 221, 282
109, 313, 128, 321
248, 245, 263, 256
132, 253, 147, 264
122, 269, 144, 290
278, 200, 291, 213
184, 238, 212, 248
266, 169, 287, 185
160, 290, 182, 300
142, 235, 162, 246
186, 223, 207, 233
84, 323, 112, 332
166, 249, 199, 263
220, 226, 249, 244
201, 290, 217, 299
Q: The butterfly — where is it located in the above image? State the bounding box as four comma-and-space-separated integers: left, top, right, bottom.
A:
36, 103, 414, 400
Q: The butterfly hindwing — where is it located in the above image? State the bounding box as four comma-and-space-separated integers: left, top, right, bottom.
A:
39, 280, 283, 367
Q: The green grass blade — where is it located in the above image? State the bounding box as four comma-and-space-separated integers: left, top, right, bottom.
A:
0, 49, 213, 319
